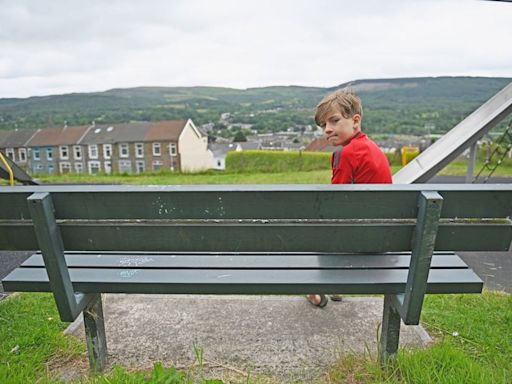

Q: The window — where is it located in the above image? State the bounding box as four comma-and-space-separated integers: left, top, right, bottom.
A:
88, 144, 98, 159
33, 148, 40, 161
73, 145, 82, 160
18, 148, 27, 162
60, 145, 69, 159
135, 143, 144, 158
75, 163, 84, 174
59, 162, 71, 174
6, 148, 15, 161
104, 161, 112, 174
169, 143, 177, 156
46, 148, 53, 161
88, 161, 101, 174
47, 164, 54, 174
118, 160, 132, 173
152, 160, 162, 171
119, 143, 129, 158
136, 160, 145, 173
152, 142, 161, 156
103, 144, 112, 159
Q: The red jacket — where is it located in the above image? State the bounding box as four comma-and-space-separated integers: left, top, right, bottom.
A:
331, 132, 392, 184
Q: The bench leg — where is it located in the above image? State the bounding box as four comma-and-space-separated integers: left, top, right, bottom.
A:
379, 294, 401, 366
83, 294, 107, 373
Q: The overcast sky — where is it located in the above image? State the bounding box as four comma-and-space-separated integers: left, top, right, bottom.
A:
0, 0, 511, 98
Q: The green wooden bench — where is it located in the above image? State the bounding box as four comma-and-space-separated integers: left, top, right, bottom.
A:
1, 185, 511, 372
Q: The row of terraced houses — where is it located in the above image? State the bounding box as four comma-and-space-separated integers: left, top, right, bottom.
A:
0, 119, 213, 175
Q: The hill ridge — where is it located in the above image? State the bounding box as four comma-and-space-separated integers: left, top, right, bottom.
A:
0, 76, 510, 135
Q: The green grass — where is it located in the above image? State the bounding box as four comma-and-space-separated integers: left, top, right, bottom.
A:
325, 291, 512, 384
34, 169, 333, 185
417, 293, 512, 380
86, 364, 199, 384
1, 291, 510, 383
0, 293, 84, 384
2, 153, 511, 187
32, 166, 408, 186
3, 158, 509, 188
226, 151, 331, 173
439, 160, 512, 177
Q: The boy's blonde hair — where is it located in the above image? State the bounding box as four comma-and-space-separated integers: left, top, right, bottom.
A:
315, 89, 363, 127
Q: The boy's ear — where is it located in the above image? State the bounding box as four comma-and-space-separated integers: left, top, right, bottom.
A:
352, 114, 362, 129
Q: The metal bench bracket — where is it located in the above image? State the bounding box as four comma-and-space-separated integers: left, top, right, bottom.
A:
381, 190, 443, 365
392, 190, 443, 325
27, 192, 96, 322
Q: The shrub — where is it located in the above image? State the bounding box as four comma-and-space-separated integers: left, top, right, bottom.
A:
226, 150, 331, 173
385, 151, 401, 166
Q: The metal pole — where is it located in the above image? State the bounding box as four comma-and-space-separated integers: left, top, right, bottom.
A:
466, 142, 478, 183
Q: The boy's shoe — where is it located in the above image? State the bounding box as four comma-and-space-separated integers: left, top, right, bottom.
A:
329, 294, 343, 302
306, 294, 328, 308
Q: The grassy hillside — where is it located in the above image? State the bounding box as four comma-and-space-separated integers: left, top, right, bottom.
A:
347, 77, 512, 134
0, 77, 510, 135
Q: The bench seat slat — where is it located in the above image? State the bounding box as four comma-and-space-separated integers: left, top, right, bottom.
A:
3, 267, 483, 295
21, 253, 470, 270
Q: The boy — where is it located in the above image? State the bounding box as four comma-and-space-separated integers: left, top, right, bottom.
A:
307, 89, 392, 307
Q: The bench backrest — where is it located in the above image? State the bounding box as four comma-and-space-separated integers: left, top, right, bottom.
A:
2, 184, 511, 324
1, 184, 511, 253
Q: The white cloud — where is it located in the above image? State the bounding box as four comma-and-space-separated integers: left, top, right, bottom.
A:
0, 0, 510, 97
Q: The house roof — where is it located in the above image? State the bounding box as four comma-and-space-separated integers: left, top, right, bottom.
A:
286, 143, 307, 150
208, 140, 262, 157
237, 142, 261, 151
1, 129, 39, 148
144, 120, 187, 142
261, 141, 283, 148
208, 143, 239, 157
27, 126, 91, 147
1, 119, 197, 148
79, 122, 152, 145
304, 137, 338, 153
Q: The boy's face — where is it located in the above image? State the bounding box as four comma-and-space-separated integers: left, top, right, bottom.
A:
322, 108, 361, 147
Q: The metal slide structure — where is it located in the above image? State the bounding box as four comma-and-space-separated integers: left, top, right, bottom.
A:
393, 82, 512, 184
0, 151, 38, 185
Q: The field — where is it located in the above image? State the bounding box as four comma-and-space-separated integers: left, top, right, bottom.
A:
22, 160, 510, 186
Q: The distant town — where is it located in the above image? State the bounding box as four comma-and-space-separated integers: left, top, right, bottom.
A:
0, 115, 443, 177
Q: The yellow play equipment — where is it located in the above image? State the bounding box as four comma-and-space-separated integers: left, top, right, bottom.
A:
400, 146, 420, 166
0, 151, 14, 186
